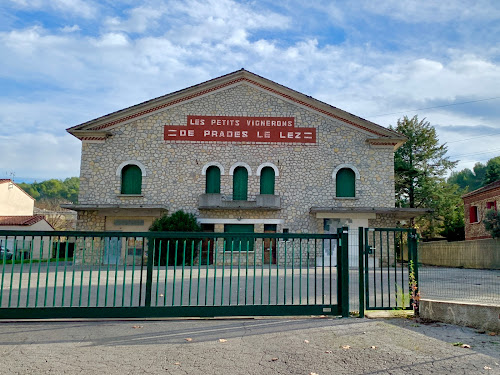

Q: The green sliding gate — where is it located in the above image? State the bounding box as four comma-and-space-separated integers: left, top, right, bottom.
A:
358, 228, 418, 317
0, 229, 349, 319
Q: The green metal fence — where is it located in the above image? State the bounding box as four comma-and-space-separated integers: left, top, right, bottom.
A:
0, 230, 348, 319
358, 228, 418, 317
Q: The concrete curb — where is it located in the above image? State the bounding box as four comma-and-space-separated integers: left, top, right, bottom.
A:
419, 298, 500, 333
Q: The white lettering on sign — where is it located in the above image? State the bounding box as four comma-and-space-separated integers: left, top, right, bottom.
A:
165, 116, 316, 143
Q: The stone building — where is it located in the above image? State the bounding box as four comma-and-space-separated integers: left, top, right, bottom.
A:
463, 180, 500, 240
64, 69, 419, 264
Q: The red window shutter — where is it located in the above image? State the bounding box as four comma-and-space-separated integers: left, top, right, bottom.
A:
469, 206, 478, 222
486, 201, 497, 210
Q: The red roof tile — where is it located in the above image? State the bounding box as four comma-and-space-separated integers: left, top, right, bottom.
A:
0, 216, 47, 226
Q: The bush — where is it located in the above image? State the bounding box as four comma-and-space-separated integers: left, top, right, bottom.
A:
149, 210, 201, 266
484, 209, 500, 239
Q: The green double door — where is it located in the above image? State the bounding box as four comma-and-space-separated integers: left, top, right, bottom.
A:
224, 224, 254, 251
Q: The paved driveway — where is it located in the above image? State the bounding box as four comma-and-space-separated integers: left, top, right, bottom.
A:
0, 317, 498, 374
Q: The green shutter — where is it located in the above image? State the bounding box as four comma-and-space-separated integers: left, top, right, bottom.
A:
260, 167, 275, 195
224, 224, 254, 251
233, 167, 248, 200
336, 168, 355, 197
206, 166, 221, 193
121, 165, 142, 194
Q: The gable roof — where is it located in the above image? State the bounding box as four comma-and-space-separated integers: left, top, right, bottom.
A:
67, 69, 405, 145
0, 215, 52, 227
0, 179, 35, 201
462, 179, 500, 199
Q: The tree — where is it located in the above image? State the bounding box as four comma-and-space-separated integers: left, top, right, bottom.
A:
414, 180, 464, 241
149, 210, 201, 266
18, 183, 40, 200
436, 183, 465, 241
391, 116, 457, 209
18, 177, 79, 203
447, 162, 486, 192
484, 156, 500, 185
483, 209, 500, 239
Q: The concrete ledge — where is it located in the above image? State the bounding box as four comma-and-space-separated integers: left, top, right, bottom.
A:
419, 298, 500, 333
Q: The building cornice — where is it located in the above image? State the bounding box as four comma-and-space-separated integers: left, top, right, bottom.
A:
67, 69, 406, 143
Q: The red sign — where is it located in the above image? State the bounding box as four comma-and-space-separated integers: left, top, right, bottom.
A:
164, 116, 316, 143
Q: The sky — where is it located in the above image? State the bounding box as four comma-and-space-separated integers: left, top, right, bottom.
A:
0, 0, 499, 182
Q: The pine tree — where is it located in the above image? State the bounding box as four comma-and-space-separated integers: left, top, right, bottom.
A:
391, 116, 457, 209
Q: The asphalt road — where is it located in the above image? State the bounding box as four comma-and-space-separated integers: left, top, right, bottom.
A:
0, 317, 498, 374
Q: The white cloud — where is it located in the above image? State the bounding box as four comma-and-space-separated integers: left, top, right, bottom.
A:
104, 5, 166, 33
92, 32, 130, 47
0, 133, 81, 179
1, 0, 499, 178
7, 0, 98, 18
360, 0, 500, 23
60, 25, 80, 33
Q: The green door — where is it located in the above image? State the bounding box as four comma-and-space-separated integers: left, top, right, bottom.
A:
224, 224, 254, 251
260, 167, 275, 195
233, 167, 248, 200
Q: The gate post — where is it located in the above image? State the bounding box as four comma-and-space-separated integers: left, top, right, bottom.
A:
337, 227, 349, 317
358, 227, 365, 318
144, 236, 154, 307
408, 228, 419, 314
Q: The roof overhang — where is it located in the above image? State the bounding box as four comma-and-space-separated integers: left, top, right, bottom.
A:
61, 204, 168, 217
310, 207, 432, 220
70, 130, 113, 142
366, 138, 407, 151
66, 69, 407, 145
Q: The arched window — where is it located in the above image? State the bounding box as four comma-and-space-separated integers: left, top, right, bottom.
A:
336, 168, 355, 197
233, 167, 248, 201
206, 165, 221, 194
121, 165, 142, 194
260, 167, 275, 195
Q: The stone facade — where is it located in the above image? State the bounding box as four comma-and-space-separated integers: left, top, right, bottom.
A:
463, 180, 500, 240
67, 70, 406, 265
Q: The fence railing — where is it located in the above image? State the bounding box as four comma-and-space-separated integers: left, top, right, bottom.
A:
418, 239, 500, 305
0, 230, 346, 319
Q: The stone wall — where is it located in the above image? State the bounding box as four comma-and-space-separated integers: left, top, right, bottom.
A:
463, 189, 499, 240
78, 83, 396, 234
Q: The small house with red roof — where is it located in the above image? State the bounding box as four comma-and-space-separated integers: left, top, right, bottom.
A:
462, 180, 500, 240
0, 179, 54, 258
